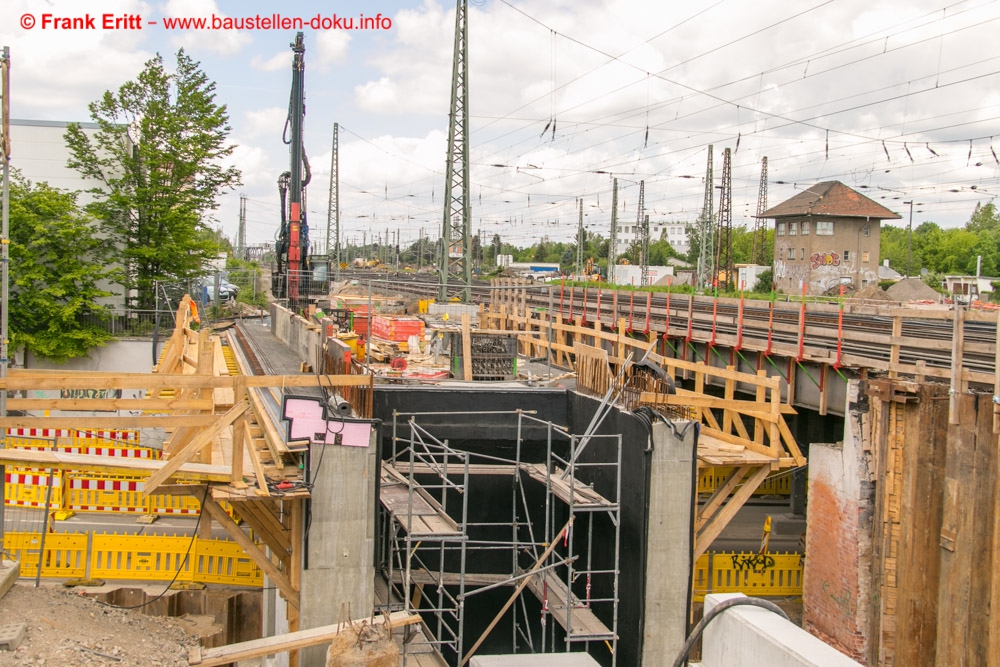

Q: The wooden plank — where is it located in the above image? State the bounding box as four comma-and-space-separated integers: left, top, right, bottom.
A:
230, 410, 247, 486
0, 374, 373, 391
461, 518, 573, 666
144, 402, 249, 494
232, 501, 290, 556
461, 313, 473, 381
0, 415, 225, 429
696, 466, 750, 531
0, 448, 230, 482
525, 574, 614, 639
694, 464, 771, 559
200, 498, 299, 610
193, 599, 412, 666
5, 398, 217, 411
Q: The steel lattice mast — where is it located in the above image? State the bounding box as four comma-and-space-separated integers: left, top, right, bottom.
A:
608, 178, 618, 283
696, 145, 714, 290
328, 122, 340, 278
752, 156, 768, 266
237, 194, 246, 260
576, 198, 584, 277
438, 0, 471, 301
636, 181, 650, 287
714, 147, 733, 290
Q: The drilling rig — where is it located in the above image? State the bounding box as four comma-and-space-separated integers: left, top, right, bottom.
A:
272, 32, 328, 308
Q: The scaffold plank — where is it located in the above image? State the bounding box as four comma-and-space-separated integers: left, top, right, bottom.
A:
525, 574, 615, 641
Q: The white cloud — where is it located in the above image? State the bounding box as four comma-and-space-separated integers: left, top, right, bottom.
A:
250, 51, 288, 72
243, 107, 287, 139
314, 30, 351, 70
163, 0, 251, 56
0, 0, 154, 118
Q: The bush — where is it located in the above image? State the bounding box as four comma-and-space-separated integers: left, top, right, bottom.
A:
752, 269, 773, 293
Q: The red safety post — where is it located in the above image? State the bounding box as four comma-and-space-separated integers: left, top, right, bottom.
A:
736, 280, 745, 350
710, 286, 719, 347
797, 282, 807, 361
665, 280, 672, 336
686, 293, 694, 343
835, 284, 845, 368
765, 291, 775, 356
644, 291, 652, 334
628, 290, 635, 332
582, 286, 588, 326
596, 287, 602, 328
569, 286, 574, 321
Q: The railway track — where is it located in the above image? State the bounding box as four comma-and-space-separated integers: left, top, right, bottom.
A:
339, 271, 999, 382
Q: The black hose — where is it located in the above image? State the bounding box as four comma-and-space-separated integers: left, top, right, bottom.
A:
671, 597, 790, 667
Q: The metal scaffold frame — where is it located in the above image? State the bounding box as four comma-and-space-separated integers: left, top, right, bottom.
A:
379, 410, 621, 665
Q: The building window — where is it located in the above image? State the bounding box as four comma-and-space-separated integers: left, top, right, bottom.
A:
789, 222, 797, 236
862, 251, 870, 262
801, 248, 805, 260
816, 221, 834, 235
777, 222, 786, 236
843, 249, 851, 261
801, 221, 810, 235
617, 226, 622, 233
788, 248, 796, 260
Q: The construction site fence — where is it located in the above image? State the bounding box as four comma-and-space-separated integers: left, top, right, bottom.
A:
699, 466, 794, 497
693, 551, 803, 602
2, 531, 263, 587
4, 469, 237, 518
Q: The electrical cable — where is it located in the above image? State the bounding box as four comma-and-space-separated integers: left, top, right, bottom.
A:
671, 596, 791, 667
93, 485, 211, 611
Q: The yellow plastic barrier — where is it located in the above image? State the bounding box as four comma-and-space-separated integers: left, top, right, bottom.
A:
5, 531, 262, 587
3, 532, 88, 579
698, 466, 795, 497
4, 468, 64, 509
693, 551, 803, 602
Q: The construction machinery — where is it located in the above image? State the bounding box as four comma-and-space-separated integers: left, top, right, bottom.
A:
272, 32, 329, 307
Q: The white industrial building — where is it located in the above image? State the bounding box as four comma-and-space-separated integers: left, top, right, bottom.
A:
612, 221, 690, 256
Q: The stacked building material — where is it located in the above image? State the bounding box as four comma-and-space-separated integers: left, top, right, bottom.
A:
371, 316, 425, 342
453, 332, 518, 381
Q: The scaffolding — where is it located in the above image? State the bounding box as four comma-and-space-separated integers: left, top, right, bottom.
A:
380, 410, 622, 665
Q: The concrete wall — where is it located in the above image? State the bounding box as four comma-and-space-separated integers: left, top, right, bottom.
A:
26, 339, 157, 373
298, 428, 378, 666
270, 303, 323, 371
700, 593, 863, 666
641, 419, 697, 666
802, 380, 874, 661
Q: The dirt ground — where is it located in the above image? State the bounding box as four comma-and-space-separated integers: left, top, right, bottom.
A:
0, 583, 202, 666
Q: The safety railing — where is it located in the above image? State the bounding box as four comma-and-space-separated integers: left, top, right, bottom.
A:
3, 531, 263, 587
693, 551, 803, 602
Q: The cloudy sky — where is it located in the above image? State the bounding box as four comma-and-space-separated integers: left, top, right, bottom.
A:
2, 0, 999, 250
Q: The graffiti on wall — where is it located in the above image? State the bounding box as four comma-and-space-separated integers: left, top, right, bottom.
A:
811, 251, 841, 270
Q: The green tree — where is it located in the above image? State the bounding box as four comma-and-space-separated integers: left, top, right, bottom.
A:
65, 49, 241, 309
9, 174, 115, 361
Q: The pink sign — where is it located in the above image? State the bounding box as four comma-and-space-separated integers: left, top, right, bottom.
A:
282, 396, 373, 448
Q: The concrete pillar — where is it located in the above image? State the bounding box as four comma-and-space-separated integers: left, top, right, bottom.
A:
641, 419, 697, 665
298, 430, 378, 666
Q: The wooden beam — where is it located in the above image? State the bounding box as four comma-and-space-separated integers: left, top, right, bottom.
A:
187, 611, 420, 667
0, 374, 373, 391
201, 498, 298, 609
144, 402, 248, 494
5, 398, 217, 411
0, 415, 225, 429
696, 465, 751, 532
461, 313, 474, 381
694, 464, 771, 559
0, 449, 230, 482
232, 500, 290, 557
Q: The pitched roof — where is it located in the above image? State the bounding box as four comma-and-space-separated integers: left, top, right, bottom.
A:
758, 181, 902, 220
